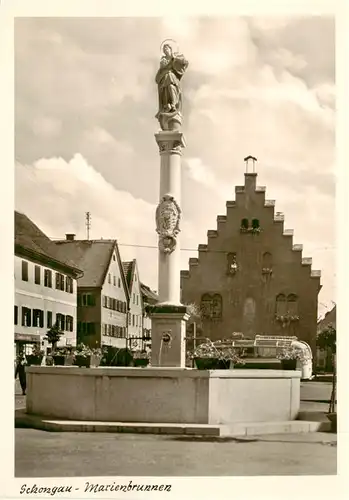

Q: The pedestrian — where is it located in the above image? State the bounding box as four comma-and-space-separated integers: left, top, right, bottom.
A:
15, 354, 27, 395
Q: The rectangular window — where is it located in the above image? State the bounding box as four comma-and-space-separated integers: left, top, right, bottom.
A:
128, 314, 131, 326
136, 315, 138, 327
118, 278, 121, 288
33, 309, 44, 328
82, 294, 95, 307
66, 315, 74, 332
55, 273, 65, 290
34, 265, 41, 285
65, 276, 73, 294
47, 311, 52, 329
21, 307, 31, 327
56, 313, 65, 331
136, 296, 139, 306
77, 294, 82, 307
22, 261, 29, 281
133, 293, 135, 304
132, 314, 135, 327
88, 323, 95, 335
14, 305, 18, 325
113, 275, 116, 286
44, 269, 52, 288
108, 273, 111, 284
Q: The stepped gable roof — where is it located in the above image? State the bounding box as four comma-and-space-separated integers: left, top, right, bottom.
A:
54, 239, 118, 288
14, 211, 82, 275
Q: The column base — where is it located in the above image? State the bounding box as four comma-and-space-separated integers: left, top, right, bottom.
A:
150, 305, 189, 368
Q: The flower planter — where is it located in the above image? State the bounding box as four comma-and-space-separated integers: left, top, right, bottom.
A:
281, 359, 297, 370
194, 358, 230, 370
326, 412, 337, 433
53, 355, 66, 366
26, 355, 43, 366
74, 355, 91, 368
134, 359, 149, 367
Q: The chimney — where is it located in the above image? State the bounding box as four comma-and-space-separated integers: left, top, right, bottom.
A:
66, 234, 75, 241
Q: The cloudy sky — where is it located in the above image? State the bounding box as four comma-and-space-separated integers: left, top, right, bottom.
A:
14, 16, 335, 317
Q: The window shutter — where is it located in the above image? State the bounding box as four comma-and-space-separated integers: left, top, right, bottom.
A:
55, 273, 60, 289
39, 310, 44, 328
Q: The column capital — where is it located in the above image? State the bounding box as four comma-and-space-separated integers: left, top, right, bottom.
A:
155, 131, 186, 156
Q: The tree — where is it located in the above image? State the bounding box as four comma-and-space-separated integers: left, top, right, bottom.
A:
316, 324, 336, 413
44, 322, 64, 354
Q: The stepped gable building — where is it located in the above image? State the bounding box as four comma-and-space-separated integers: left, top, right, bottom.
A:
180, 162, 322, 355
55, 237, 129, 349
14, 212, 83, 355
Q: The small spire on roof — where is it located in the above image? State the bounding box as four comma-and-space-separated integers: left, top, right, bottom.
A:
244, 155, 257, 173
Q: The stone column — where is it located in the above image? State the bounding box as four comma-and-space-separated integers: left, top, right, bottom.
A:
151, 131, 189, 368
155, 130, 185, 305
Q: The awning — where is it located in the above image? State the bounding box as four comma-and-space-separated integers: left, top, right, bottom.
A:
15, 333, 41, 342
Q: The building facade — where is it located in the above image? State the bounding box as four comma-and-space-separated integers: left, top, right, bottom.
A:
180, 170, 322, 355
123, 260, 144, 350
15, 212, 82, 356
55, 237, 129, 349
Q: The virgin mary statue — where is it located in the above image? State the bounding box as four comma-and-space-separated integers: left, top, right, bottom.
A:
155, 43, 189, 124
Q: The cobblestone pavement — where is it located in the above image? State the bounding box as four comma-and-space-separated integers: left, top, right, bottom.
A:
15, 429, 336, 477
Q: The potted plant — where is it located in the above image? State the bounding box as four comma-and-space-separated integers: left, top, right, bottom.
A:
191, 339, 244, 370
277, 346, 304, 370
53, 346, 68, 366
26, 344, 44, 366
73, 343, 93, 368
133, 350, 150, 367
317, 324, 336, 432
44, 322, 64, 355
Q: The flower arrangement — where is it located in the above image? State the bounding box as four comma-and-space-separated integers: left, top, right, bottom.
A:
262, 267, 273, 274
190, 339, 245, 365
133, 350, 150, 360
275, 313, 299, 328
276, 346, 305, 362
74, 343, 93, 358
31, 344, 45, 357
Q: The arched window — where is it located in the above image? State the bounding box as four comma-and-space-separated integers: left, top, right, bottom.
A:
227, 252, 237, 274
201, 293, 212, 319
287, 294, 298, 315
276, 294, 287, 316
200, 293, 222, 320
241, 218, 249, 230
262, 252, 272, 273
212, 294, 222, 319
252, 218, 260, 229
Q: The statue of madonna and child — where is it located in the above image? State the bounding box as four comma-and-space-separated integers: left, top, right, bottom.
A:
155, 40, 189, 131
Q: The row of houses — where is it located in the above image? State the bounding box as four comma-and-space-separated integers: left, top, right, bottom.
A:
14, 211, 158, 357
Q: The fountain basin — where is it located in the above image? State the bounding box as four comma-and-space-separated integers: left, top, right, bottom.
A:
26, 366, 301, 424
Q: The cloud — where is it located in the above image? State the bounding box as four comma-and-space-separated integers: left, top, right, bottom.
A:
14, 17, 335, 315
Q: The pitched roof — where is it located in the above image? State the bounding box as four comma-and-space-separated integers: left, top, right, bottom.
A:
318, 305, 336, 330
141, 283, 159, 304
122, 261, 134, 288
54, 239, 117, 288
15, 211, 82, 275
